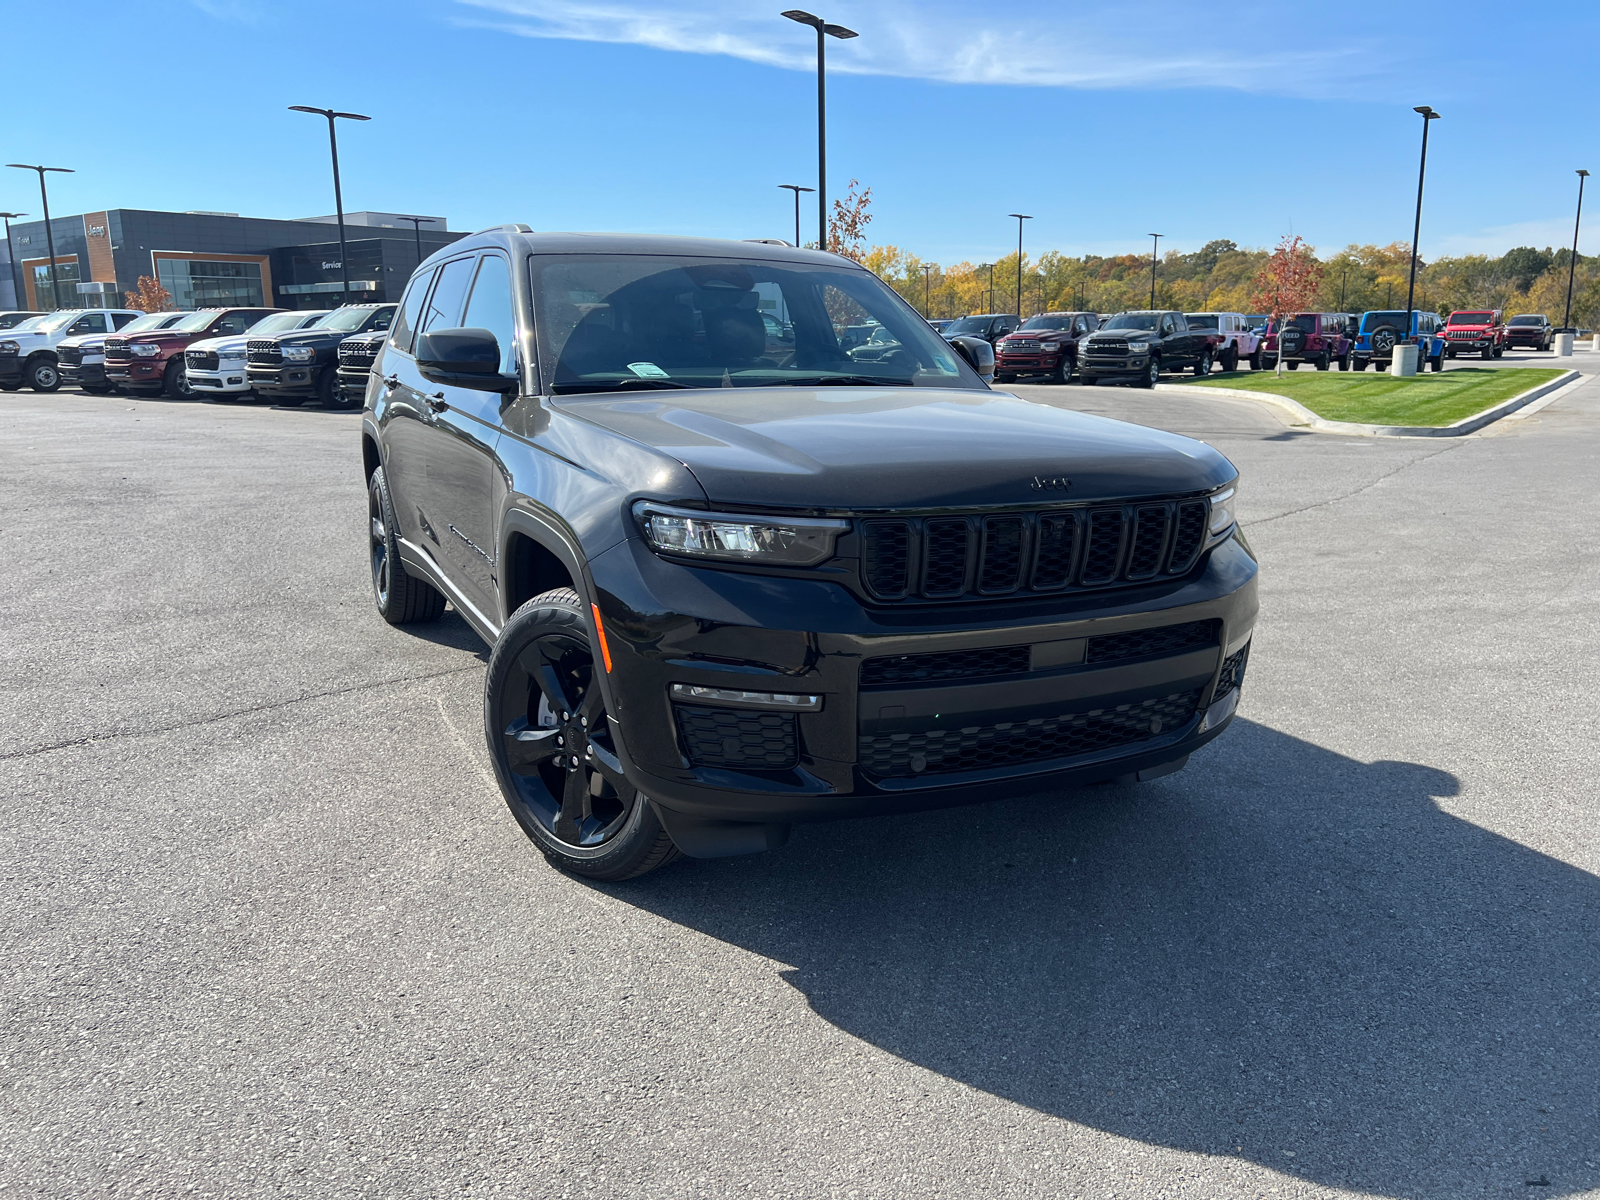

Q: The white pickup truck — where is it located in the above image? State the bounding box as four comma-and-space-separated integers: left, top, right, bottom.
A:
0, 308, 143, 392
1182, 312, 1262, 371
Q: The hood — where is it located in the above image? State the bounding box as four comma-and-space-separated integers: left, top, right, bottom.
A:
57, 333, 107, 350
271, 329, 346, 348
188, 334, 248, 354
109, 329, 205, 347
559, 387, 1234, 510
1086, 329, 1159, 343
1446, 321, 1493, 330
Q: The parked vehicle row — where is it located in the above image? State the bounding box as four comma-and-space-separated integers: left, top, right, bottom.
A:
0, 304, 394, 406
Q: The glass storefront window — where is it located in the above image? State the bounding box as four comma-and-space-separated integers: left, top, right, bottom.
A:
156, 258, 265, 310
32, 260, 81, 308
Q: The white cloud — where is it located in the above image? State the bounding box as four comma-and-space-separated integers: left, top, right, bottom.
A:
1431, 218, 1588, 258
455, 0, 1395, 99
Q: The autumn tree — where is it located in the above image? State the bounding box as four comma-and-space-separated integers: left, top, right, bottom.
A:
826, 179, 873, 262
125, 276, 174, 313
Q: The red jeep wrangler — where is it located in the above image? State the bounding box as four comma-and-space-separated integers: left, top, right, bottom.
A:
1259, 312, 1354, 371
1442, 310, 1505, 359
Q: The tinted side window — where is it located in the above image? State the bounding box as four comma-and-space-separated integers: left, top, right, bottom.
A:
420, 257, 477, 336
112, 312, 139, 330
367, 308, 393, 332
71, 313, 107, 334
389, 269, 434, 355
214, 313, 253, 336
461, 255, 516, 376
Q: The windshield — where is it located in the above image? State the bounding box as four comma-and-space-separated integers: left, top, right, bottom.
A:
1361, 311, 1410, 332
1508, 315, 1545, 326
119, 311, 185, 334
531, 254, 982, 393
8, 316, 46, 333
34, 310, 86, 334
1184, 315, 1219, 330
1101, 313, 1160, 331
1288, 315, 1318, 333
1449, 312, 1494, 325
314, 306, 384, 332
942, 316, 992, 336
1019, 315, 1073, 331
170, 311, 225, 332
247, 311, 320, 335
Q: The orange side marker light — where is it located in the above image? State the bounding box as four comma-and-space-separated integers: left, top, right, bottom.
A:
590, 603, 614, 672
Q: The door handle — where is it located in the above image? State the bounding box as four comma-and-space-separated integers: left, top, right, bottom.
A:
426, 392, 449, 413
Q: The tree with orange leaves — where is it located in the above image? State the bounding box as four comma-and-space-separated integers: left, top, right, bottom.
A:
125, 276, 174, 313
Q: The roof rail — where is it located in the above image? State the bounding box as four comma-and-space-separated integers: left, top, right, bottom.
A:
744, 238, 792, 247
473, 223, 533, 235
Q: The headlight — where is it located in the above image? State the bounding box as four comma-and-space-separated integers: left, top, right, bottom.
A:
1127, 343, 1149, 356
283, 346, 316, 362
1041, 342, 1061, 352
131, 343, 162, 357
633, 501, 848, 566
0, 340, 18, 356
1207, 484, 1238, 545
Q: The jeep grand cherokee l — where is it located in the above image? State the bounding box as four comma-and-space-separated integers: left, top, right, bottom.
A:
362, 229, 1256, 880
1505, 314, 1553, 351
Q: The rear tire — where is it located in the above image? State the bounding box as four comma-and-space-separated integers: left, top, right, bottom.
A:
1220, 346, 1238, 372
1352, 358, 1367, 371
1286, 360, 1300, 371
1191, 350, 1212, 377
1314, 352, 1330, 371
368, 466, 446, 625
485, 588, 683, 881
1429, 352, 1444, 372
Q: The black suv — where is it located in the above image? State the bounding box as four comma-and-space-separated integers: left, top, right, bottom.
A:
362, 230, 1256, 880
248, 303, 395, 407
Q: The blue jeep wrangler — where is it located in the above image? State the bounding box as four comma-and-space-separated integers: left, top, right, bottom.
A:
1352, 309, 1445, 372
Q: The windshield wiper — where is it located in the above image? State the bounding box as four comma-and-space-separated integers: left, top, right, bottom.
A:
551, 379, 697, 394
775, 374, 915, 387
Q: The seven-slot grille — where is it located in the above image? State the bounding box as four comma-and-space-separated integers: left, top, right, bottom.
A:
858, 500, 1208, 603
338, 338, 381, 369
186, 349, 219, 371
57, 345, 84, 367
247, 339, 284, 366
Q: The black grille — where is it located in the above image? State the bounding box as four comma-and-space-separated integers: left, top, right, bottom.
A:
861, 645, 1032, 688
57, 345, 84, 366
674, 705, 798, 769
186, 350, 219, 371
859, 689, 1202, 779
857, 500, 1211, 603
104, 340, 132, 364
1215, 642, 1250, 699
247, 339, 283, 366
338, 338, 381, 368
1084, 339, 1128, 355
1085, 620, 1219, 665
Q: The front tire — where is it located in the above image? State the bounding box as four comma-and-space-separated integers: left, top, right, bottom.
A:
1247, 349, 1262, 370
26, 356, 61, 393
162, 358, 192, 399
368, 466, 446, 625
485, 588, 682, 881
1136, 358, 1160, 388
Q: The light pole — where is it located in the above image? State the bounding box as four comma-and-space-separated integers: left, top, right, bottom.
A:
781, 10, 857, 250
398, 216, 434, 265
1147, 233, 1164, 309
288, 106, 371, 305
920, 263, 934, 316
1339, 263, 1349, 311
0, 211, 26, 310
6, 165, 73, 309
1404, 105, 1440, 339
778, 184, 814, 247
1009, 213, 1032, 316
980, 263, 994, 312
1563, 169, 1589, 333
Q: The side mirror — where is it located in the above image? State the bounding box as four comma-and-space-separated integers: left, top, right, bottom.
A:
415, 327, 518, 393
949, 334, 995, 381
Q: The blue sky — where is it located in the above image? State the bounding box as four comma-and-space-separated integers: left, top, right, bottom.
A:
8, 0, 1600, 265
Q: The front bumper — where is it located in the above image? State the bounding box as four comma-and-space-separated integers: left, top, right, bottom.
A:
588, 532, 1258, 825
187, 367, 251, 394
59, 361, 108, 387
106, 360, 167, 388
0, 358, 21, 386
247, 364, 318, 395
995, 353, 1065, 374
1079, 354, 1152, 376
336, 366, 371, 402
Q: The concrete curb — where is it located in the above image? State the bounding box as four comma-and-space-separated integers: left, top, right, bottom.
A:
1155, 369, 1582, 438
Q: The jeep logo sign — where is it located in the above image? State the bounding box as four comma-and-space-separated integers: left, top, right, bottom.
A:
1031, 476, 1072, 492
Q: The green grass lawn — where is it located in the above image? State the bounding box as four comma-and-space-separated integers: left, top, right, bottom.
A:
1185, 366, 1567, 426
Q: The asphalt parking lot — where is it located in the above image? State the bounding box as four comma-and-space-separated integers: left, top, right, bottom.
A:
5, 354, 1600, 1199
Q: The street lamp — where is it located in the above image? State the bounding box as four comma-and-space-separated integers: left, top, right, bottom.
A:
979, 263, 993, 312
398, 215, 434, 264
0, 211, 26, 310
778, 184, 814, 248
1009, 214, 1032, 316
920, 263, 934, 317
288, 106, 372, 305
1404, 105, 1441, 339
6, 165, 73, 309
1147, 233, 1164, 308
780, 10, 857, 249
1563, 169, 1589, 334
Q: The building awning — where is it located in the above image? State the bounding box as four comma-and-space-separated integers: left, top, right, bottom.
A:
279, 281, 380, 295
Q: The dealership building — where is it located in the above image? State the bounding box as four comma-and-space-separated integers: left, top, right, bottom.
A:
0, 208, 465, 312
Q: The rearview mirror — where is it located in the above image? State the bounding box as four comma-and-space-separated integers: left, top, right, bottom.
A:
415, 327, 518, 393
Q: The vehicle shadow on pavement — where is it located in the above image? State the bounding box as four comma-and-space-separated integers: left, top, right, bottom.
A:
617, 717, 1600, 1198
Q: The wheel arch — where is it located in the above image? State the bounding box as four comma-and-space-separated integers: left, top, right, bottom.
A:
500, 507, 588, 621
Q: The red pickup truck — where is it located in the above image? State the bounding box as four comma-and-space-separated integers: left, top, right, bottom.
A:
105, 307, 279, 398
1442, 310, 1506, 359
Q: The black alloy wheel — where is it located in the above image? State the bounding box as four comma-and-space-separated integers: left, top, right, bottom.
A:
368, 466, 446, 625
485, 588, 681, 881
316, 367, 340, 408
1369, 326, 1398, 356
1054, 352, 1072, 384
26, 357, 61, 393
1136, 358, 1160, 388
1192, 350, 1212, 377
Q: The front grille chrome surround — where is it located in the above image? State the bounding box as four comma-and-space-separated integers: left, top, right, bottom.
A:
856, 499, 1210, 603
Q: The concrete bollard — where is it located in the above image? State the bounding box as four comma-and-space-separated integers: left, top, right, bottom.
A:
1390, 344, 1420, 377
1553, 332, 1574, 357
